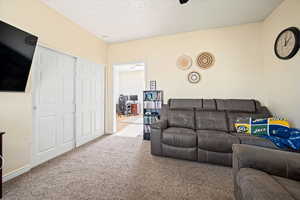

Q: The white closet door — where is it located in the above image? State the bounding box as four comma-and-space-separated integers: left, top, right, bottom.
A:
75, 58, 105, 147
33, 46, 76, 167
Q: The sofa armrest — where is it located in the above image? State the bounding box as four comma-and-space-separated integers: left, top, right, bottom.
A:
150, 120, 167, 156
150, 120, 168, 130
233, 144, 300, 181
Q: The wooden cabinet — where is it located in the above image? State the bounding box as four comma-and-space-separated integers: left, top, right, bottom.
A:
131, 104, 138, 115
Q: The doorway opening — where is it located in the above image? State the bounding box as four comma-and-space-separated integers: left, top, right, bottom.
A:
112, 62, 145, 138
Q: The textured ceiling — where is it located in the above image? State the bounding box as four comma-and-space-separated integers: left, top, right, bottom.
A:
41, 0, 283, 43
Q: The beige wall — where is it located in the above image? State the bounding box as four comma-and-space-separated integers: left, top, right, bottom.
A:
0, 0, 107, 175
262, 0, 300, 127
107, 0, 300, 132
106, 23, 265, 133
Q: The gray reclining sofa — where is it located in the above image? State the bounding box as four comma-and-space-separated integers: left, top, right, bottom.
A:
233, 144, 300, 200
151, 99, 278, 166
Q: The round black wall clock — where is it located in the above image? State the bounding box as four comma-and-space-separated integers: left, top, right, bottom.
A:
274, 27, 300, 60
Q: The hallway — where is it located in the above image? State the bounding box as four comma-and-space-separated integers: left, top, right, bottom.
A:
115, 115, 143, 138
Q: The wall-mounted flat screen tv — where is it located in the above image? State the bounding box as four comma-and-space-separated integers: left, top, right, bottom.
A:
0, 20, 38, 92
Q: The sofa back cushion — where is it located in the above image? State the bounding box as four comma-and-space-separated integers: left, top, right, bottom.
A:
216, 99, 256, 113
167, 109, 195, 129
168, 99, 202, 110
195, 111, 228, 131
202, 99, 217, 110
167, 99, 261, 112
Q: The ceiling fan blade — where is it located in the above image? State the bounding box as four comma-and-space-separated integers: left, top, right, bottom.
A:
179, 0, 190, 4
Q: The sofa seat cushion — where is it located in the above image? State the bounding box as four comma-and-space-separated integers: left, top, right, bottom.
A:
237, 168, 295, 200
198, 148, 233, 166
167, 109, 195, 129
162, 144, 197, 161
237, 134, 279, 149
195, 111, 228, 131
162, 127, 196, 148
273, 176, 300, 200
197, 130, 239, 153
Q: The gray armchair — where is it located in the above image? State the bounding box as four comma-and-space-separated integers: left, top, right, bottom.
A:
233, 144, 300, 200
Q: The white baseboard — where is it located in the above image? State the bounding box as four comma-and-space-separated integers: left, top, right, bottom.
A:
3, 164, 31, 182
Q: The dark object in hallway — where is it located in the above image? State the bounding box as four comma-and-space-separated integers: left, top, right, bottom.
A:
233, 144, 300, 200
118, 94, 129, 115
151, 99, 277, 166
0, 131, 5, 199
129, 95, 138, 101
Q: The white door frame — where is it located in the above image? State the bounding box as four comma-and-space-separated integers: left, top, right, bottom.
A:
112, 61, 148, 133
31, 44, 77, 168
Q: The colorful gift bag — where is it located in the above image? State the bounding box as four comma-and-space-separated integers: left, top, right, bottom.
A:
250, 118, 269, 136
235, 118, 252, 135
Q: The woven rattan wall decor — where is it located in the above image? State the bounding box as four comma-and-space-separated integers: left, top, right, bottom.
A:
176, 55, 192, 70
187, 71, 201, 84
197, 52, 215, 69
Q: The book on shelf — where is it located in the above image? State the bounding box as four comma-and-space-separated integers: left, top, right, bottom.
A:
144, 91, 162, 101
144, 125, 151, 134
143, 101, 162, 109
144, 115, 159, 124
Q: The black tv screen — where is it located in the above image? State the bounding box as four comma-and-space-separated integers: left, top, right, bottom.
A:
0, 20, 38, 92
130, 95, 138, 101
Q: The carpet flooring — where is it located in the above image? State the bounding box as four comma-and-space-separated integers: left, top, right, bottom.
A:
3, 135, 234, 200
